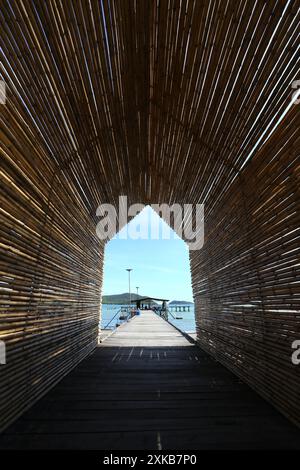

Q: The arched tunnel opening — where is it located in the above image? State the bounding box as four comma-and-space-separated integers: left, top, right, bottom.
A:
0, 0, 299, 451
100, 205, 195, 334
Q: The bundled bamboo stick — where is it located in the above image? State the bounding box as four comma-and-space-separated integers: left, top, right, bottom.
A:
0, 0, 299, 431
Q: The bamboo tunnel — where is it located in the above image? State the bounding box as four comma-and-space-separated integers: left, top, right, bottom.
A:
0, 0, 299, 431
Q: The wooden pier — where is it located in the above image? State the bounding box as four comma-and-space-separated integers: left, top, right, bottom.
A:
1, 311, 300, 450
169, 305, 191, 312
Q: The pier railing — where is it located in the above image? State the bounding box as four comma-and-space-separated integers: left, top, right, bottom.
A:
102, 307, 131, 330
154, 307, 177, 322
103, 306, 184, 331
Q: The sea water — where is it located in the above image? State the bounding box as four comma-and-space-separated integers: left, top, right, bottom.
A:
167, 307, 196, 333
101, 304, 196, 333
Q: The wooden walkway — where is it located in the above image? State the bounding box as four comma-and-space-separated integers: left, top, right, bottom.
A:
1, 311, 300, 450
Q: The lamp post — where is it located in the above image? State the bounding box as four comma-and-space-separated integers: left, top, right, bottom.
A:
136, 286, 139, 297
126, 268, 132, 312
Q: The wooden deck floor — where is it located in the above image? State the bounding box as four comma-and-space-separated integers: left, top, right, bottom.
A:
1, 311, 300, 450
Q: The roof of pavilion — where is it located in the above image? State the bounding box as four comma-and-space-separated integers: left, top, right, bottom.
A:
135, 297, 169, 303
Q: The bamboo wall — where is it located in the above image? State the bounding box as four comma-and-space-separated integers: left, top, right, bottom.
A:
0, 127, 104, 430
0, 0, 299, 431
190, 104, 300, 425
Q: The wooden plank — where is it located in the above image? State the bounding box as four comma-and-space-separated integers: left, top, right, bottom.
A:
1, 311, 299, 450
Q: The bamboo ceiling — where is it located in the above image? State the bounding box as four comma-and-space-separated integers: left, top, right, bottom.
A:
0, 0, 300, 431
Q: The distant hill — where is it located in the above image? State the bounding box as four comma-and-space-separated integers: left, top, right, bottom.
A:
102, 293, 152, 304
168, 300, 194, 305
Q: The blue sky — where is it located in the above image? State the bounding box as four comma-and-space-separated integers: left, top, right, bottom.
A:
102, 206, 193, 302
